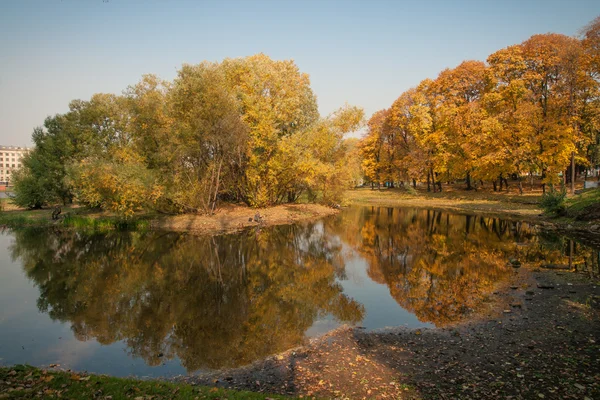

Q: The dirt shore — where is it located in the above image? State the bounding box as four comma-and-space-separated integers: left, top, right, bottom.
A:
182, 267, 600, 399
151, 203, 340, 234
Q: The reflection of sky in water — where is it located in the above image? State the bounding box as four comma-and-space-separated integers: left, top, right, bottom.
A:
339, 253, 430, 330
305, 246, 430, 337
0, 207, 596, 377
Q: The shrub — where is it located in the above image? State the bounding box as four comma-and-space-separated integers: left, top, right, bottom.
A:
68, 150, 163, 218
540, 187, 567, 216
11, 169, 50, 209
405, 184, 417, 195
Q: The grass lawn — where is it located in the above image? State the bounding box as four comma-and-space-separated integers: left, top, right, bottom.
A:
0, 204, 154, 231
343, 185, 543, 219
0, 365, 290, 400
565, 188, 600, 217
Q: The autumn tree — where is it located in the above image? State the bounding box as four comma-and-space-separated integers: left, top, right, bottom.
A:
68, 148, 164, 218
220, 54, 320, 206
387, 88, 428, 187
431, 60, 489, 189
359, 110, 387, 189
124, 74, 173, 171
410, 78, 443, 192
580, 17, 600, 178
362, 17, 600, 193
343, 137, 365, 188
271, 105, 364, 203
167, 62, 249, 213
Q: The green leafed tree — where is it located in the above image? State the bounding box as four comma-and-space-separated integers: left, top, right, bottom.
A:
12, 115, 78, 208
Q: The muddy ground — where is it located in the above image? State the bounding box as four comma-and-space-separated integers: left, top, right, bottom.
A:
183, 267, 600, 399
151, 203, 339, 234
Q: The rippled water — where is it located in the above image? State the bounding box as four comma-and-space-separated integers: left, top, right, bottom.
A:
0, 206, 597, 377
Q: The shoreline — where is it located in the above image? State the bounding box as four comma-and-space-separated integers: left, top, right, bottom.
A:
345, 188, 600, 242
1, 189, 598, 241
150, 203, 340, 235
0, 203, 341, 234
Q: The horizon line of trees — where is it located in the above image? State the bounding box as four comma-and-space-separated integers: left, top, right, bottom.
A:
12, 54, 364, 216
360, 17, 600, 194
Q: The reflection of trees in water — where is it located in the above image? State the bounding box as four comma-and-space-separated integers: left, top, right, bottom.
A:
8, 209, 598, 370
326, 207, 599, 326
10, 225, 364, 371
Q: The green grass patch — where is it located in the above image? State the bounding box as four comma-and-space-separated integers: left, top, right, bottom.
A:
0, 208, 152, 231
0, 365, 290, 399
61, 214, 151, 231
565, 188, 600, 214
0, 211, 53, 227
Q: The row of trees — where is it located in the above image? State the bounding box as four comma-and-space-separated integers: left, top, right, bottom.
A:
360, 17, 600, 193
14, 54, 363, 215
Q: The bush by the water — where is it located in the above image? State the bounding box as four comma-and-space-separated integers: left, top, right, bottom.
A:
540, 187, 567, 215
405, 184, 417, 195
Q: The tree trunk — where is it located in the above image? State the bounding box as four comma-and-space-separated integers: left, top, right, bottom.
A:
430, 168, 437, 193
571, 151, 575, 195
210, 159, 223, 213
427, 170, 431, 192
541, 168, 547, 194
530, 172, 534, 191
499, 174, 503, 191
493, 180, 497, 192
466, 171, 472, 191
412, 178, 417, 189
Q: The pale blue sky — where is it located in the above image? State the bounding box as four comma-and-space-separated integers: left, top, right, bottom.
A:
1, 0, 599, 146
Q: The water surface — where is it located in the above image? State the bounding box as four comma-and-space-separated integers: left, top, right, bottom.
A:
0, 206, 598, 377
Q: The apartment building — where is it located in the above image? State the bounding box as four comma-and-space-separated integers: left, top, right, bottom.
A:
0, 145, 30, 185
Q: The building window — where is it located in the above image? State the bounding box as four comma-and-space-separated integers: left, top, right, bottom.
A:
11, 164, 15, 168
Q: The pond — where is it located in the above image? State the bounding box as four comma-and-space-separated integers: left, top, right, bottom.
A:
0, 206, 598, 377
